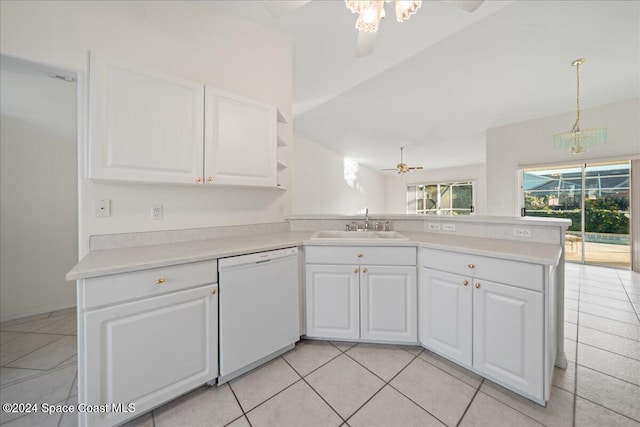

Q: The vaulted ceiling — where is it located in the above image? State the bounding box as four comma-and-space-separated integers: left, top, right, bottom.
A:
201, 1, 640, 171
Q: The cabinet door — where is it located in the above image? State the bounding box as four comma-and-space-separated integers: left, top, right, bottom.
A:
88, 53, 205, 184
204, 88, 277, 187
473, 279, 543, 400
305, 264, 359, 340
360, 265, 417, 342
420, 268, 472, 366
82, 285, 217, 427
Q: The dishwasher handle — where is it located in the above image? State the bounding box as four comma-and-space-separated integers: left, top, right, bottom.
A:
218, 247, 298, 269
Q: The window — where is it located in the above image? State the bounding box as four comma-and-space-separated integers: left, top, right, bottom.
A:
408, 181, 474, 215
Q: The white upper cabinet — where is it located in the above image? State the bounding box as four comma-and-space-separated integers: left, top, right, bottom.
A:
204, 88, 277, 187
88, 53, 280, 187
88, 53, 205, 184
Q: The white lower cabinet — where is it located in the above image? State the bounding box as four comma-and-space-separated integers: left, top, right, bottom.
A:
78, 261, 218, 427
420, 247, 551, 404
305, 264, 360, 340
361, 265, 417, 342
305, 246, 417, 343
420, 269, 472, 366
473, 279, 543, 398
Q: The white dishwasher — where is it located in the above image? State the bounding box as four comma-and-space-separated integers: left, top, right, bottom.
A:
218, 247, 299, 383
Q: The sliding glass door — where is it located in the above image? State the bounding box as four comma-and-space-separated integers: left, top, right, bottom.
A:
523, 162, 631, 268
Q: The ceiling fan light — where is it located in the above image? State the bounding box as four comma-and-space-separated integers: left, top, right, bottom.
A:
356, 1, 385, 32
345, 0, 364, 14
395, 0, 422, 22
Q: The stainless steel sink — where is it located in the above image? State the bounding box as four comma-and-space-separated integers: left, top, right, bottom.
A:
310, 230, 409, 240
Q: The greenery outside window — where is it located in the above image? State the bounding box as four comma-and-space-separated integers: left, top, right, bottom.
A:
408, 181, 474, 215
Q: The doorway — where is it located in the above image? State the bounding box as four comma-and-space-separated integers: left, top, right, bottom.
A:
522, 161, 632, 268
0, 55, 78, 320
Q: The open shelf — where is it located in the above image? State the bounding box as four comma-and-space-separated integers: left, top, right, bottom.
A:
277, 109, 288, 124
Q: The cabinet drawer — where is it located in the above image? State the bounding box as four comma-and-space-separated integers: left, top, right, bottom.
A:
82, 260, 218, 309
306, 246, 416, 266
421, 248, 543, 292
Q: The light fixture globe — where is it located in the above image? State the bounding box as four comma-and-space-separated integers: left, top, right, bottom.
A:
355, 1, 385, 32
396, 0, 422, 22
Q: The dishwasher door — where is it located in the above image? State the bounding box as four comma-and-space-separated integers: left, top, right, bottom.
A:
218, 247, 299, 382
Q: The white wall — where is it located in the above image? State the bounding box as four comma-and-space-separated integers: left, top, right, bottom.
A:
292, 134, 385, 214
0, 1, 292, 255
486, 98, 640, 216
1, 58, 77, 320
384, 164, 487, 214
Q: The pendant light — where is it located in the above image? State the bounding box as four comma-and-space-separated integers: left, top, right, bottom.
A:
553, 58, 607, 154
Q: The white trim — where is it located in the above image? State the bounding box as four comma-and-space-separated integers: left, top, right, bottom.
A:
631, 160, 640, 272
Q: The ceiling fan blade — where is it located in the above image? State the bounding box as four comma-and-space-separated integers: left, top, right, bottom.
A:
408, 167, 424, 170
381, 168, 398, 171
264, 0, 311, 17
355, 30, 376, 58
445, 0, 484, 12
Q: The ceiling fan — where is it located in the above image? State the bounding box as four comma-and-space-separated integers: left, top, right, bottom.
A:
382, 147, 424, 174
265, 0, 485, 57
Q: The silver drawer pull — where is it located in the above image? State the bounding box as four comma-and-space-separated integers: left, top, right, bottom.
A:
156, 278, 165, 284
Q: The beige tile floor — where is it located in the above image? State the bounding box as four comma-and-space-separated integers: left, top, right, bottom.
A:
1, 263, 639, 427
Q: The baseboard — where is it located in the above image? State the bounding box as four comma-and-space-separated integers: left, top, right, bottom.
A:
0, 304, 77, 323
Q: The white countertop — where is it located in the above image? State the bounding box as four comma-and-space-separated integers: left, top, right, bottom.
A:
67, 231, 563, 280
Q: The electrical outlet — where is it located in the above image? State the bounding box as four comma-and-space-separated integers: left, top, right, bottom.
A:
95, 199, 111, 217
442, 223, 456, 232
513, 227, 532, 238
151, 204, 163, 220
427, 223, 441, 231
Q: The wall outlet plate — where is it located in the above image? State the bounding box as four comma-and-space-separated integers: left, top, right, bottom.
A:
513, 227, 532, 238
442, 223, 456, 232
427, 223, 441, 231
151, 204, 163, 220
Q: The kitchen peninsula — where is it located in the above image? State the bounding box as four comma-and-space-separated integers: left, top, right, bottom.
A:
68, 214, 570, 426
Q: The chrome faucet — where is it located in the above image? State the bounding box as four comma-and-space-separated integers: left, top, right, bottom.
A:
364, 208, 369, 231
